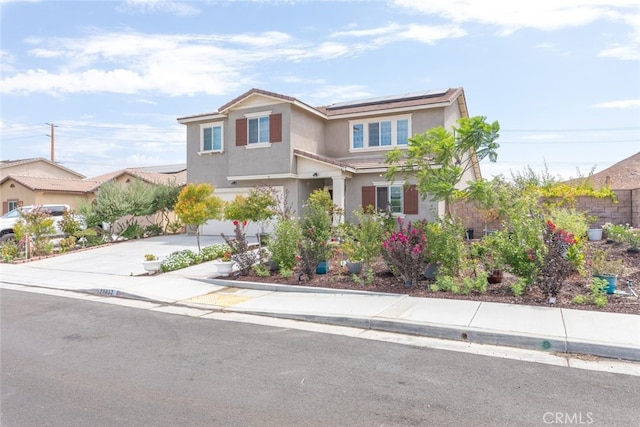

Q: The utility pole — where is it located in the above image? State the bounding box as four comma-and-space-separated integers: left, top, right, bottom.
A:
45, 123, 58, 162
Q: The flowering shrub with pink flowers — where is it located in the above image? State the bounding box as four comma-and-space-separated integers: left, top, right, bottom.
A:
381, 217, 428, 287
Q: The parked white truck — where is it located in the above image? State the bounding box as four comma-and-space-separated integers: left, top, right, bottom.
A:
0, 204, 74, 243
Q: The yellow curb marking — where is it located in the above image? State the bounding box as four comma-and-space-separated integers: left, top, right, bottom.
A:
186, 292, 251, 307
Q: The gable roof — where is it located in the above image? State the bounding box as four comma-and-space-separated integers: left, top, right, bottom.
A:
566, 151, 640, 190
177, 87, 468, 123
0, 157, 85, 179
1, 175, 99, 193
317, 87, 467, 118
86, 167, 187, 191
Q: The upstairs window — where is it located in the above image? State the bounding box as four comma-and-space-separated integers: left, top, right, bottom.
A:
200, 122, 223, 153
236, 113, 282, 147
248, 116, 270, 144
350, 115, 411, 150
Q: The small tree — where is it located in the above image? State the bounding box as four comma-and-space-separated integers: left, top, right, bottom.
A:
224, 189, 277, 237
88, 181, 129, 238
174, 183, 224, 252
150, 181, 183, 233
385, 116, 500, 217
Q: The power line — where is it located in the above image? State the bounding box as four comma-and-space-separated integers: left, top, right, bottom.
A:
502, 126, 640, 132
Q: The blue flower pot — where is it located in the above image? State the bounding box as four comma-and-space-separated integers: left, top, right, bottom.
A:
595, 274, 617, 294
316, 261, 329, 274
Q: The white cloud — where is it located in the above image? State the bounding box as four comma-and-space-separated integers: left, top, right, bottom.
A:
331, 22, 466, 45
592, 99, 640, 108
0, 50, 16, 73
393, 0, 634, 31
117, 0, 199, 16
394, 0, 640, 59
1, 28, 383, 96
307, 85, 373, 105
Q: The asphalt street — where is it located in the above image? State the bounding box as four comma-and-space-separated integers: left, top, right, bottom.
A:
2, 289, 639, 427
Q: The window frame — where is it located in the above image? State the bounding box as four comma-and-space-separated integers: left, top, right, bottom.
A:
376, 184, 404, 214
245, 111, 271, 146
199, 122, 224, 154
7, 200, 19, 212
349, 114, 411, 151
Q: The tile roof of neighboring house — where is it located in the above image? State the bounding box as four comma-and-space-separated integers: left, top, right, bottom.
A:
177, 87, 467, 122
0, 157, 85, 178
1, 175, 99, 193
86, 168, 187, 191
133, 164, 186, 174
565, 151, 640, 190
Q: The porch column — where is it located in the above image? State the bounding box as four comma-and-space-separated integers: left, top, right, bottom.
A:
331, 176, 345, 225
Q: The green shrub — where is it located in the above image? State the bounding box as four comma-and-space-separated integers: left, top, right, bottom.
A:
572, 277, 608, 307
268, 217, 301, 272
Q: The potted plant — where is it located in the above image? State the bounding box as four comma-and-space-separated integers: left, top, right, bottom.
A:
470, 234, 506, 284
341, 239, 364, 275
142, 253, 162, 275
213, 251, 236, 275
591, 249, 623, 294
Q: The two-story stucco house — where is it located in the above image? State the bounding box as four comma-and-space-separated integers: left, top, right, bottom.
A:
177, 87, 479, 235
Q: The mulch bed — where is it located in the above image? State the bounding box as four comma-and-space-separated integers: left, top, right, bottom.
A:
238, 240, 640, 315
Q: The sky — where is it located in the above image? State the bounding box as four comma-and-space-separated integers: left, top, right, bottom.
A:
1, 0, 639, 181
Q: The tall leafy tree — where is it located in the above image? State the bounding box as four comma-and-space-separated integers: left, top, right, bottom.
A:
385, 116, 500, 217
174, 183, 224, 252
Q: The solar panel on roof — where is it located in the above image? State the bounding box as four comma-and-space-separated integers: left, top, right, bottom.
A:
327, 88, 449, 109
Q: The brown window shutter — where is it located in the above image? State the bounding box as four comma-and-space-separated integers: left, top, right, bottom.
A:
236, 118, 247, 146
362, 186, 375, 211
404, 185, 418, 215
2, 201, 7, 214
269, 113, 282, 143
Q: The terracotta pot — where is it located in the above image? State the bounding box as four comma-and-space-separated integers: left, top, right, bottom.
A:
487, 269, 503, 284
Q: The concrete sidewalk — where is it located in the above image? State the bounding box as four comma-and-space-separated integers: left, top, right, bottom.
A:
1, 235, 639, 362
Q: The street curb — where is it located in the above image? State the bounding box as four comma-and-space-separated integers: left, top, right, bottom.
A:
215, 307, 640, 362
200, 277, 401, 297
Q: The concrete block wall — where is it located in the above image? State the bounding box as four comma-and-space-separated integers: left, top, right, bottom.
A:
450, 189, 638, 234
449, 199, 500, 238
575, 190, 632, 227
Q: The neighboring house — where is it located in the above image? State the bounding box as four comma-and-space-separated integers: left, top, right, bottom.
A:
0, 175, 98, 214
565, 151, 640, 190
0, 158, 85, 181
0, 158, 87, 213
87, 165, 187, 190
178, 88, 480, 235
565, 151, 640, 227
0, 162, 186, 214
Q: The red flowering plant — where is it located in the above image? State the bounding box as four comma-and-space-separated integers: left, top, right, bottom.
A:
381, 217, 428, 288
539, 219, 579, 298
221, 219, 257, 275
